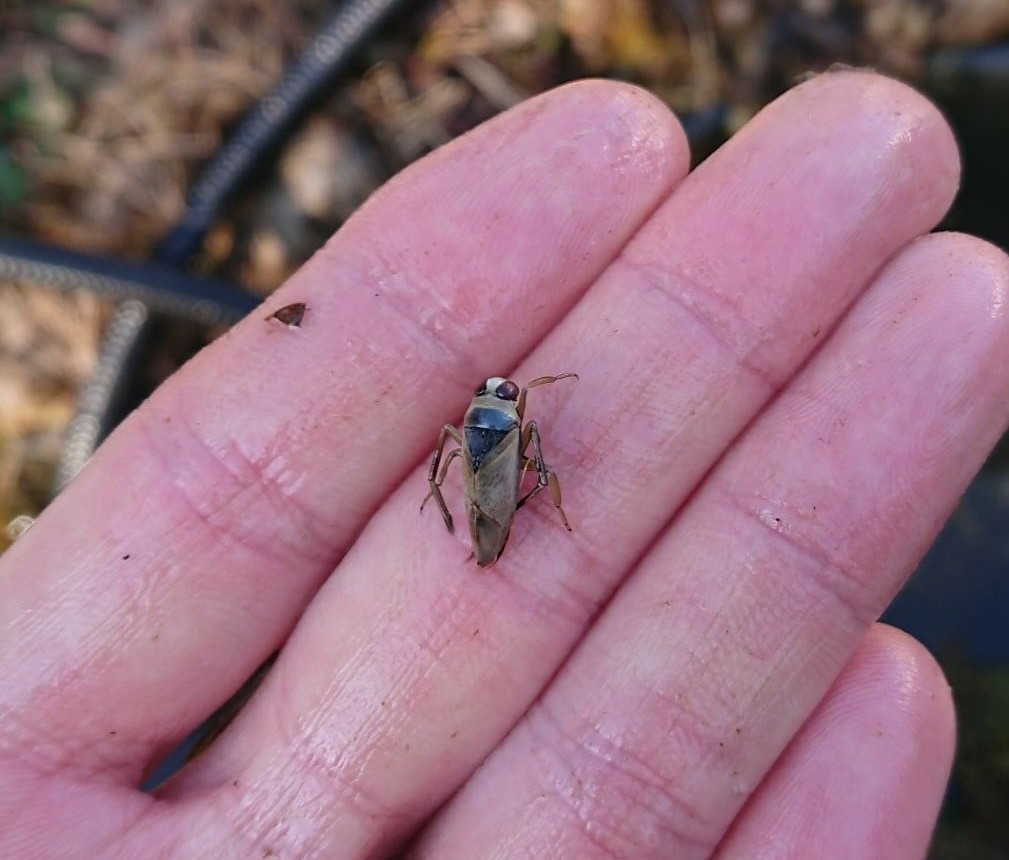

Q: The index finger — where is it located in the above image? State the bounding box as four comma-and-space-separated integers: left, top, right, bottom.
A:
0, 81, 689, 779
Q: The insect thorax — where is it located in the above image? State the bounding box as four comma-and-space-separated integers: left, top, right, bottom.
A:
464, 403, 519, 471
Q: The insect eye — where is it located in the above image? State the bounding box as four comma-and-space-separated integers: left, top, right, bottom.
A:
495, 380, 520, 401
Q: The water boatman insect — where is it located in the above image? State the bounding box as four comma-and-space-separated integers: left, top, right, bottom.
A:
421, 374, 577, 568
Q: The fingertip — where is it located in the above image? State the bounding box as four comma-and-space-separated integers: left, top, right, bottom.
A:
846, 623, 955, 753
718, 624, 955, 859
368, 77, 692, 214
883, 231, 1009, 335
759, 68, 961, 219
815, 625, 956, 833
793, 68, 960, 171
552, 78, 692, 178
933, 231, 1009, 322
854, 231, 1009, 439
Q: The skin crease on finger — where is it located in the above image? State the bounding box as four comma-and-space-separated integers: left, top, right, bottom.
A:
151, 74, 974, 860
714, 625, 955, 860
408, 232, 1009, 859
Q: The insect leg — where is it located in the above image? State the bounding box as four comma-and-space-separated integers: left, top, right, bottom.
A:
516, 372, 577, 419
516, 462, 572, 532
516, 421, 572, 531
421, 424, 463, 533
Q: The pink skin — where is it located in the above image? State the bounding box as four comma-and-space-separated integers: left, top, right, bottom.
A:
715, 625, 955, 860
0, 72, 1006, 859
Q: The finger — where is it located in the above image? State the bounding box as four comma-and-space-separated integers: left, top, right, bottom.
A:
715, 625, 954, 860
412, 232, 1009, 859
0, 81, 688, 778
168, 73, 961, 857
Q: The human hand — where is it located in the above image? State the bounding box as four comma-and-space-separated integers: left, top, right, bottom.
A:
2, 72, 1007, 859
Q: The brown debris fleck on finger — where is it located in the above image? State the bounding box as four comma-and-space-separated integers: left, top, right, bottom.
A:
267, 302, 308, 328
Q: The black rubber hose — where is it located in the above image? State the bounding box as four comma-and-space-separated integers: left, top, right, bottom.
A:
155, 0, 422, 266
0, 236, 259, 326
0, 236, 258, 488
55, 300, 149, 490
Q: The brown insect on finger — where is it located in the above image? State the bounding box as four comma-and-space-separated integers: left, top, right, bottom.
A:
422, 373, 576, 568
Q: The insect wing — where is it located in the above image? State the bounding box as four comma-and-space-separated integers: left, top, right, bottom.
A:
465, 425, 521, 567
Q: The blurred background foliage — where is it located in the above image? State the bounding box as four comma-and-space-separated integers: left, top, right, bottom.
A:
1, 2, 1008, 856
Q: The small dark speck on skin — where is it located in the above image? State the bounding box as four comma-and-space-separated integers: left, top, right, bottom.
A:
108, 730, 117, 736
812, 325, 822, 338
261, 849, 277, 859
151, 634, 160, 643
233, 779, 239, 787
451, 730, 460, 739
122, 554, 131, 560
472, 627, 480, 637
735, 727, 742, 735
268, 302, 307, 327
